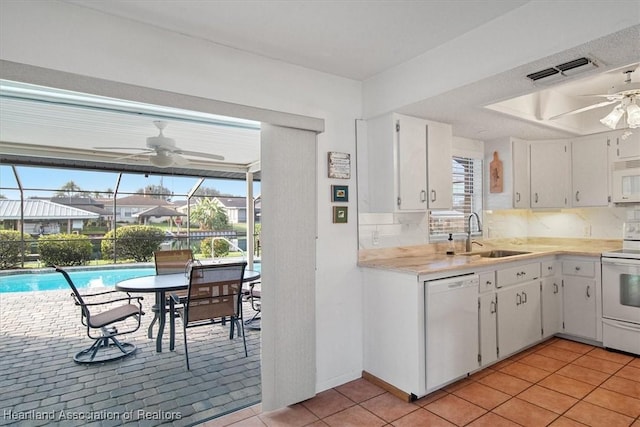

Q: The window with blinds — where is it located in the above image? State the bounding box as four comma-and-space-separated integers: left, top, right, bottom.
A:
429, 156, 483, 239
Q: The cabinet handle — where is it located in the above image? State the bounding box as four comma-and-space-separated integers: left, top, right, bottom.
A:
490, 300, 496, 314
575, 266, 581, 272
516, 192, 521, 202
430, 189, 437, 202
535, 193, 539, 203
486, 280, 492, 286
420, 190, 427, 202
522, 291, 528, 304
553, 283, 559, 294
586, 285, 591, 298
575, 191, 580, 202
516, 293, 522, 306
548, 266, 553, 271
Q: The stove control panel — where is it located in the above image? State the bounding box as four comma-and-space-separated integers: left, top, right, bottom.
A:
623, 220, 640, 241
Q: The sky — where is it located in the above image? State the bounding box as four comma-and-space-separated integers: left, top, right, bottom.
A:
0, 165, 260, 200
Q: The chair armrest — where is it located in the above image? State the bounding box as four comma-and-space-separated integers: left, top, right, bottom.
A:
79, 289, 122, 298
78, 295, 144, 307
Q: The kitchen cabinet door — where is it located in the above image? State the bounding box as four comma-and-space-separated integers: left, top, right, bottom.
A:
479, 292, 498, 367
513, 140, 530, 208
541, 277, 563, 339
572, 135, 609, 207
497, 280, 542, 358
563, 276, 597, 340
613, 130, 640, 160
530, 141, 570, 208
426, 121, 453, 210
396, 114, 428, 210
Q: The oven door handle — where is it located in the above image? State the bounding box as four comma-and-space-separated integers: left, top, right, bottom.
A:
602, 258, 640, 267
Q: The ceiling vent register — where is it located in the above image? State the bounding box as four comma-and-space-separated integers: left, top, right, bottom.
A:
526, 57, 598, 82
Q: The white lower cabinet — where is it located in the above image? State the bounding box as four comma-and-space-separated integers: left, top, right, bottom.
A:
563, 276, 597, 339
497, 280, 542, 358
541, 277, 563, 338
479, 292, 498, 367
562, 258, 601, 341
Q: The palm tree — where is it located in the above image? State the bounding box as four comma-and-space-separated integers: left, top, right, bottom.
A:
190, 198, 229, 230
56, 181, 82, 197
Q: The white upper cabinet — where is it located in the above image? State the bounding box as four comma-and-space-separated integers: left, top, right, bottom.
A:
571, 134, 610, 207
484, 137, 529, 210
425, 120, 453, 210
366, 113, 452, 212
530, 140, 570, 208
612, 130, 640, 160
513, 140, 530, 209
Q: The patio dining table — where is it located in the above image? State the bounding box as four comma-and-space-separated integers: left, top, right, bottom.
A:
116, 269, 260, 352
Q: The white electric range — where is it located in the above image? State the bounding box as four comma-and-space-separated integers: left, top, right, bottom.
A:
601, 220, 640, 355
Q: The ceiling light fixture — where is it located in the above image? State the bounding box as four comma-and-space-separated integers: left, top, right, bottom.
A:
600, 96, 639, 129
150, 151, 174, 167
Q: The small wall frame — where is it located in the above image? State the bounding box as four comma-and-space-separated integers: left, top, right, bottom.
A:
332, 206, 348, 223
327, 152, 351, 179
331, 185, 349, 202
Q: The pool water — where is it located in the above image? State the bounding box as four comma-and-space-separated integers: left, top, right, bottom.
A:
0, 268, 156, 293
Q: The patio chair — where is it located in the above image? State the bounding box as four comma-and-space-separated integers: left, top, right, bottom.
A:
55, 266, 144, 364
151, 249, 193, 339
172, 262, 248, 370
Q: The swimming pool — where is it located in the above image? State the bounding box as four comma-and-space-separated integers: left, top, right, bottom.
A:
0, 268, 156, 293
0, 262, 261, 293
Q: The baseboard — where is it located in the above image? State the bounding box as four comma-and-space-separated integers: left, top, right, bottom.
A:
362, 371, 414, 402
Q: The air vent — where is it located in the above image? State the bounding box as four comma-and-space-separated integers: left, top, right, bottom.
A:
526, 68, 560, 81
556, 57, 591, 72
526, 57, 598, 83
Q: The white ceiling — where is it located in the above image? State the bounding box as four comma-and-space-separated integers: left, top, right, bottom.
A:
63, 0, 529, 81
1, 1, 639, 172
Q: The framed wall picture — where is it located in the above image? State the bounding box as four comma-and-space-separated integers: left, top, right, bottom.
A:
332, 206, 348, 223
328, 152, 351, 179
331, 185, 349, 202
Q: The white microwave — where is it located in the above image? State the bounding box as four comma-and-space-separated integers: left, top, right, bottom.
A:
612, 160, 640, 203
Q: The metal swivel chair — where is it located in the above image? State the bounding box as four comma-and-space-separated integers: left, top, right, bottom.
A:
56, 266, 144, 364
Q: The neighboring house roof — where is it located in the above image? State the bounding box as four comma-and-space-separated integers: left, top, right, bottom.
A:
0, 200, 100, 220
50, 196, 111, 216
133, 206, 186, 218
95, 195, 174, 207
214, 197, 248, 209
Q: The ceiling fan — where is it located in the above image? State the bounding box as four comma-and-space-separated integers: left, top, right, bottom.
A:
93, 120, 225, 167
550, 69, 640, 129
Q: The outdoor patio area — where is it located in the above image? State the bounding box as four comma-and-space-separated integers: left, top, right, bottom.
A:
0, 284, 262, 426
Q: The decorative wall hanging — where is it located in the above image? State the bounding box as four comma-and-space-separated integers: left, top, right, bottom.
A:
328, 152, 351, 179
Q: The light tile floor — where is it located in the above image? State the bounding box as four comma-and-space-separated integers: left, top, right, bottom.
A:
203, 338, 640, 427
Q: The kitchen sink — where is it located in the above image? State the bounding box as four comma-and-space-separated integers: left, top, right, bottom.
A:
463, 250, 531, 258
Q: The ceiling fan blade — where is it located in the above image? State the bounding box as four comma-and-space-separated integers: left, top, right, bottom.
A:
113, 152, 152, 161
175, 149, 225, 161
549, 100, 618, 120
93, 146, 151, 151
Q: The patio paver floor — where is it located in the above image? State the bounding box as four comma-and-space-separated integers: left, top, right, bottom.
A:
0, 285, 261, 426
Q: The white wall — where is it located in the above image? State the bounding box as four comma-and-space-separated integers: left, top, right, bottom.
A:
0, 0, 362, 392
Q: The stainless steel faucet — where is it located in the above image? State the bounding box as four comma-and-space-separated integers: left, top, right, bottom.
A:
466, 212, 482, 252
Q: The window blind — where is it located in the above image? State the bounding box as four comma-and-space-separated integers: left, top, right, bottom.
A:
429, 156, 483, 239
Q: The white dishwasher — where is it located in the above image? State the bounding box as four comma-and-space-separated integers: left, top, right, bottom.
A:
425, 274, 479, 391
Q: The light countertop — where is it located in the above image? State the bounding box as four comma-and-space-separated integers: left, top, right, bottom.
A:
358, 237, 622, 276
